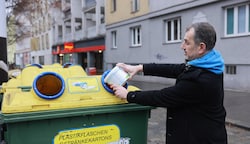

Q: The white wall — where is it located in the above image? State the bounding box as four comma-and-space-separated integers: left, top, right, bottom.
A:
71, 0, 82, 17
0, 0, 6, 38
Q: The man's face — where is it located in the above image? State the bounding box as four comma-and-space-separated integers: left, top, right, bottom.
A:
181, 28, 200, 61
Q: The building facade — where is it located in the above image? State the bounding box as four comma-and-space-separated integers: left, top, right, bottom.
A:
51, 0, 105, 73
13, 0, 53, 68
105, 0, 250, 91
29, 0, 53, 66
14, 0, 105, 74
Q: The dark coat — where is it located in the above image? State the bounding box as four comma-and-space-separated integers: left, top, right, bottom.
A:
127, 63, 227, 144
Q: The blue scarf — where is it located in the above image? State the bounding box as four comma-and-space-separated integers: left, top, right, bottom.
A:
187, 49, 224, 74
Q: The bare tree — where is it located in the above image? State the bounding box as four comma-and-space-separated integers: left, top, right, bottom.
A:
5, 0, 42, 45
6, 0, 61, 44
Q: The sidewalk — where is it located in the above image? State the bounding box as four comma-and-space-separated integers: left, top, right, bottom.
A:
224, 90, 250, 130
128, 80, 250, 130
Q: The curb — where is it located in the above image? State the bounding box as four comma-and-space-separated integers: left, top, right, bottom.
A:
226, 118, 250, 131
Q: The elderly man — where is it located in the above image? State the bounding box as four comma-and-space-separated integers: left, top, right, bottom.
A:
111, 22, 228, 144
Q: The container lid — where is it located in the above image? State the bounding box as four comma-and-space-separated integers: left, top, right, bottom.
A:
104, 66, 129, 86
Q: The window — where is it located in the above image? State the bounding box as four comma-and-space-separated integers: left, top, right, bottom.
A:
131, 0, 139, 12
164, 18, 181, 43
225, 3, 250, 36
48, 14, 51, 30
41, 35, 45, 50
46, 33, 49, 49
43, 17, 46, 32
111, 0, 116, 12
130, 26, 141, 47
111, 31, 117, 48
38, 37, 41, 50
226, 65, 237, 75
39, 56, 45, 65
58, 25, 63, 37
238, 5, 246, 33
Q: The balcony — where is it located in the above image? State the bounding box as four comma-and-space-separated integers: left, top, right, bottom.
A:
87, 23, 105, 38
63, 10, 72, 21
87, 26, 96, 38
55, 36, 63, 44
99, 24, 105, 35
85, 0, 96, 10
74, 30, 86, 41
62, 1, 71, 12
65, 33, 73, 42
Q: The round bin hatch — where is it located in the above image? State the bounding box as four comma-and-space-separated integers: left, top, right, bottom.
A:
33, 72, 65, 99
101, 70, 128, 94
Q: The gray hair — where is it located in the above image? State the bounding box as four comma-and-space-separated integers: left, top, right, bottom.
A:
186, 22, 216, 50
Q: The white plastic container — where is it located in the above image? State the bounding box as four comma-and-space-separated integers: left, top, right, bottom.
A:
104, 66, 130, 86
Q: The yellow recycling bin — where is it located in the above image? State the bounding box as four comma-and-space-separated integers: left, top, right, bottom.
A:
0, 63, 153, 144
1, 63, 139, 113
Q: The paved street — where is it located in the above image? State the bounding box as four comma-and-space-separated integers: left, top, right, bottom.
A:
147, 108, 250, 144
128, 80, 250, 144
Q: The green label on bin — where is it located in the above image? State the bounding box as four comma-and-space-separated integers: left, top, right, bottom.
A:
53, 125, 120, 144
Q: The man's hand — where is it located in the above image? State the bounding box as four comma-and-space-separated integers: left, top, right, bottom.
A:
116, 63, 143, 80
110, 84, 128, 99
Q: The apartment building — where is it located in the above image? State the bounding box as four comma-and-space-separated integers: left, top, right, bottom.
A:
14, 0, 105, 73
13, 0, 53, 68
51, 0, 105, 73
105, 0, 250, 91
105, 0, 150, 70
29, 0, 53, 66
